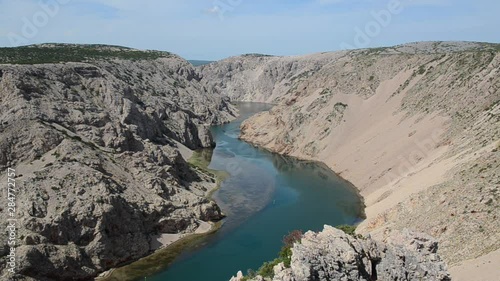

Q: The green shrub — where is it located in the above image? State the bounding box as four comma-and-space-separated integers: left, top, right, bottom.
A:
257, 259, 281, 278
243, 230, 303, 279
278, 245, 293, 267
418, 65, 426, 75
336, 225, 356, 236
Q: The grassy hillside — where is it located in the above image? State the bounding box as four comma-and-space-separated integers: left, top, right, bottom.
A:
0, 44, 172, 64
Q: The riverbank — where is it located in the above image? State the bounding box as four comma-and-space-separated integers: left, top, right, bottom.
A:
237, 137, 367, 220
96, 221, 222, 281
227, 47, 500, 279
188, 148, 230, 199
145, 102, 364, 280
96, 149, 227, 281
238, 98, 500, 278
97, 102, 366, 281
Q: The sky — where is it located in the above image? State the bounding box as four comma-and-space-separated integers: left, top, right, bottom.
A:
0, 0, 499, 60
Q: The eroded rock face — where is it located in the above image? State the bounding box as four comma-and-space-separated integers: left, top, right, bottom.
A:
0, 48, 236, 280
203, 42, 500, 266
232, 226, 450, 281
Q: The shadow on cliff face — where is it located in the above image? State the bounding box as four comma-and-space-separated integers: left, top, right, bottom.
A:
0, 51, 236, 280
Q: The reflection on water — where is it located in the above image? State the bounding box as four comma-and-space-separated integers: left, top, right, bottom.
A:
150, 102, 365, 281
194, 148, 214, 164
208, 103, 277, 229
214, 160, 275, 222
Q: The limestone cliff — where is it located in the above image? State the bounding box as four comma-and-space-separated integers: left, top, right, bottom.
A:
231, 225, 450, 281
0, 44, 236, 280
201, 41, 500, 273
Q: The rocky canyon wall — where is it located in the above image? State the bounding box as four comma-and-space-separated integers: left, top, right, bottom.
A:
201, 41, 500, 269
0, 44, 236, 280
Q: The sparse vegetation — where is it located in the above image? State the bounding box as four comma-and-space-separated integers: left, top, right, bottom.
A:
363, 47, 390, 55
291, 70, 314, 82
334, 102, 348, 109
243, 230, 303, 279
336, 224, 356, 236
0, 44, 172, 65
320, 88, 332, 95
241, 53, 274, 57
188, 149, 229, 198
101, 222, 222, 281
418, 65, 427, 75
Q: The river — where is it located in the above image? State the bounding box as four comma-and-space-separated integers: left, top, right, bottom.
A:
147, 102, 365, 281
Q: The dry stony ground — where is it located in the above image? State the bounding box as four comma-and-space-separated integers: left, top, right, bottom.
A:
0, 45, 236, 280
201, 41, 500, 275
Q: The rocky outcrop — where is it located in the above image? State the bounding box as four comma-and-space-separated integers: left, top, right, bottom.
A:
231, 226, 450, 281
0, 45, 236, 280
202, 41, 500, 270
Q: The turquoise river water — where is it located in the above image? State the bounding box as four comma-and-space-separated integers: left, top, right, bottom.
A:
149, 102, 365, 281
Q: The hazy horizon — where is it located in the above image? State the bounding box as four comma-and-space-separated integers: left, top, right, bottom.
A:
1, 0, 499, 60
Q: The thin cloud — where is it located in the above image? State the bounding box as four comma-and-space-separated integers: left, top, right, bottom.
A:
403, 0, 452, 7
205, 6, 220, 15
318, 0, 345, 5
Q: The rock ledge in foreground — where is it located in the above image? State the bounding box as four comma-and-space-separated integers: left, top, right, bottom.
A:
231, 225, 450, 281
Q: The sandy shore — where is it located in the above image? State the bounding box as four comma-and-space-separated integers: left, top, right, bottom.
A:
149, 220, 213, 251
